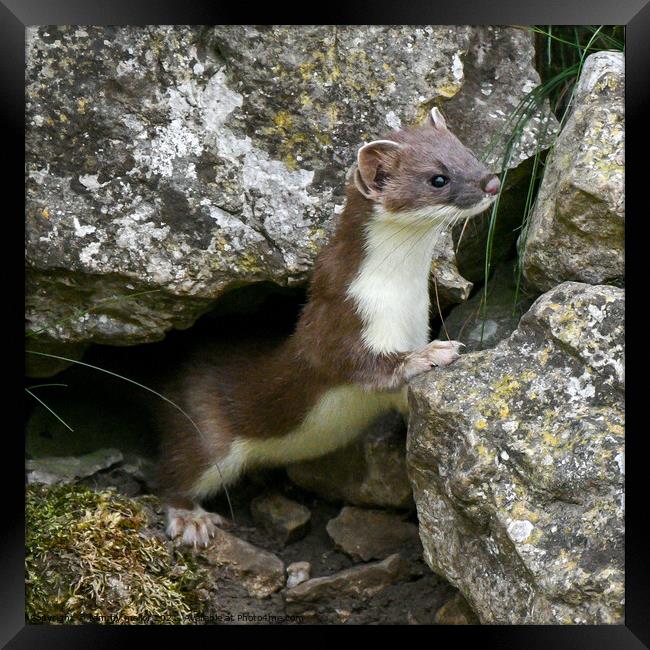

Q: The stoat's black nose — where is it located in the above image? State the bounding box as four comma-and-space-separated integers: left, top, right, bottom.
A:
483, 175, 500, 196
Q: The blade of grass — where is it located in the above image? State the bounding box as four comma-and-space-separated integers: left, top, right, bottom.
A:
583, 25, 624, 50
509, 26, 614, 319
25, 388, 74, 432
26, 383, 68, 389
513, 115, 551, 314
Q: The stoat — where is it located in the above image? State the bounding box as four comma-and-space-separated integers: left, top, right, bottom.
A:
154, 108, 500, 546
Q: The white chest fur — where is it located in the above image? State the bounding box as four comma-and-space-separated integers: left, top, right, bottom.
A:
347, 208, 447, 354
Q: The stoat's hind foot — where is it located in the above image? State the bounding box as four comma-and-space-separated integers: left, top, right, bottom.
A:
166, 504, 229, 548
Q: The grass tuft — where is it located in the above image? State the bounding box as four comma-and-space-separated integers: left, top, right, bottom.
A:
473, 25, 624, 344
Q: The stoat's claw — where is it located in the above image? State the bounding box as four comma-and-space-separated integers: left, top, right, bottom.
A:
426, 339, 465, 367
166, 505, 225, 548
404, 339, 465, 380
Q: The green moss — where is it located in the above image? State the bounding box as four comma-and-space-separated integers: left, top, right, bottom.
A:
26, 484, 210, 624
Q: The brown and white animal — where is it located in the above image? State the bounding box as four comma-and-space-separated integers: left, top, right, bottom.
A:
155, 108, 500, 546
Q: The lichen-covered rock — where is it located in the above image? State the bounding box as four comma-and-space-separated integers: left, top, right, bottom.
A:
520, 52, 624, 292
407, 282, 624, 624
26, 25, 556, 348
287, 412, 414, 509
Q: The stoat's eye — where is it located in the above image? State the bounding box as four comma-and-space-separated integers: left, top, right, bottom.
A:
430, 175, 449, 188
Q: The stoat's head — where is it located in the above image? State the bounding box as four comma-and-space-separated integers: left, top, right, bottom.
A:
353, 107, 500, 224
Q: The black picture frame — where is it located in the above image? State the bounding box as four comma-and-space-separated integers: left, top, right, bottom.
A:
7, 1, 648, 646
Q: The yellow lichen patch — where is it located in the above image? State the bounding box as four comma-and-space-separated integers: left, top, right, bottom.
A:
492, 375, 521, 399
77, 97, 88, 114
283, 153, 298, 170
542, 431, 559, 447
435, 83, 462, 98
298, 61, 316, 81
520, 369, 537, 383
537, 347, 550, 366
326, 105, 339, 127
510, 501, 540, 523
328, 63, 342, 82
273, 110, 294, 131
41, 208, 50, 219
476, 375, 522, 421
606, 422, 624, 437
475, 419, 488, 431
314, 132, 332, 146
413, 103, 435, 125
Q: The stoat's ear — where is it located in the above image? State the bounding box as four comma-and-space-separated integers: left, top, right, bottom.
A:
354, 139, 402, 201
428, 107, 448, 131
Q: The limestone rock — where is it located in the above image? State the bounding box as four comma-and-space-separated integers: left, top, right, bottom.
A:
441, 262, 534, 352
287, 412, 414, 509
199, 528, 286, 598
26, 448, 124, 485
326, 507, 421, 562
286, 561, 311, 589
521, 52, 624, 292
407, 282, 624, 624
434, 592, 479, 625
250, 493, 311, 545
26, 25, 556, 348
284, 553, 408, 619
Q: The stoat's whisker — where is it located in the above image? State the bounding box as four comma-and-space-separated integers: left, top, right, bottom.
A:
370, 219, 436, 276
364, 213, 433, 264
456, 217, 470, 254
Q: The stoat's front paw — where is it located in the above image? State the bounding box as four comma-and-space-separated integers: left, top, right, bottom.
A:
166, 505, 229, 548
424, 339, 465, 367
405, 339, 464, 380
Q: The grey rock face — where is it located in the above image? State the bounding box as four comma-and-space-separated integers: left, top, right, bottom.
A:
26, 448, 124, 485
250, 493, 311, 545
26, 25, 555, 347
407, 282, 624, 624
521, 52, 624, 292
326, 507, 421, 562
287, 412, 414, 509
